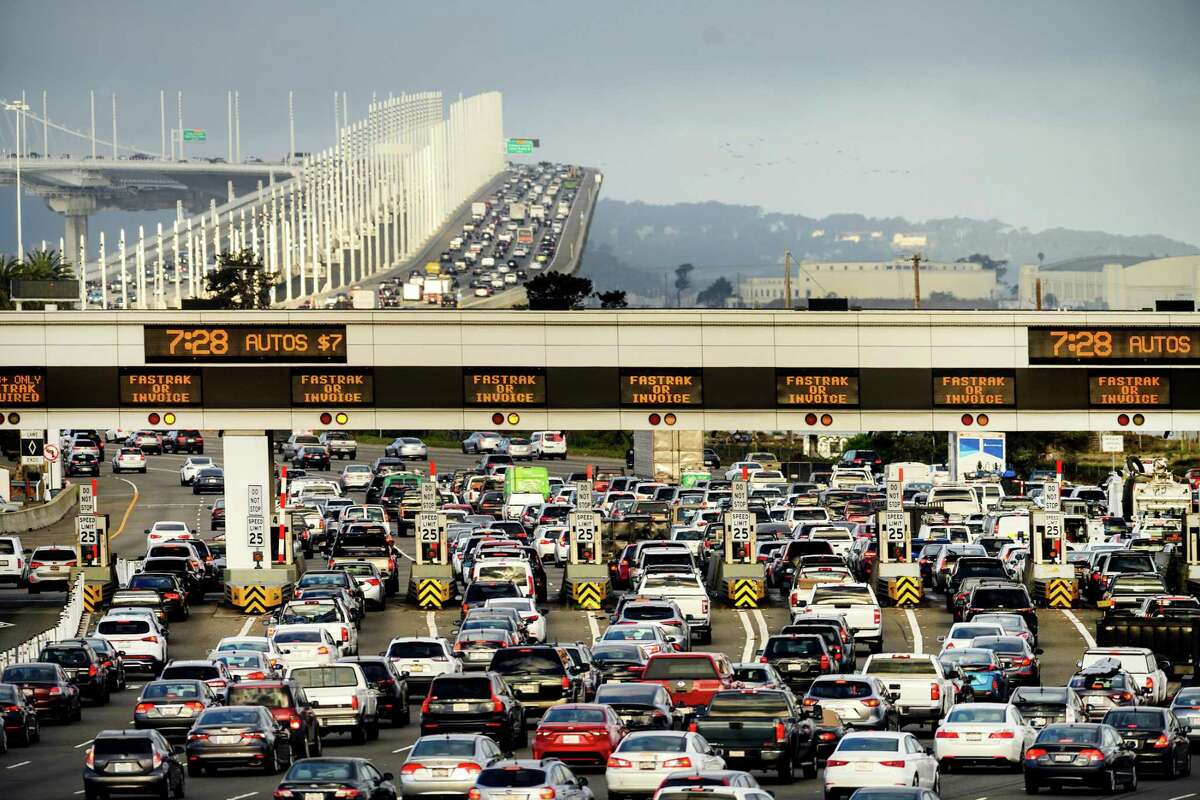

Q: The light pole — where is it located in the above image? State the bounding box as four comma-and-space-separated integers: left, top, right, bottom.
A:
3, 99, 30, 258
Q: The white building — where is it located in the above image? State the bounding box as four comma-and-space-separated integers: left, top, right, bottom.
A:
738, 260, 997, 306
1018, 255, 1200, 309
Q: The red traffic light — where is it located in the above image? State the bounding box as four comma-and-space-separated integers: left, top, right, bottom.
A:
491, 412, 505, 425
147, 412, 161, 425
1117, 413, 1130, 426
804, 413, 818, 426
961, 414, 974, 426
648, 413, 661, 425
319, 412, 333, 425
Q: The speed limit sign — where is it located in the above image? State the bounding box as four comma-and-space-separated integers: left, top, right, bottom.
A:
417, 511, 441, 542
78, 515, 98, 545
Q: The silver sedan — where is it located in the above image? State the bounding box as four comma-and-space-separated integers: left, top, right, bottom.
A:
400, 734, 505, 798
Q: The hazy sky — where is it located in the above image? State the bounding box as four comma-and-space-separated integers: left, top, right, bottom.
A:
2, 0, 1199, 244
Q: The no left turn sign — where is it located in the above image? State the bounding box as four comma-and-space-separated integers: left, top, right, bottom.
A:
43, 444, 59, 463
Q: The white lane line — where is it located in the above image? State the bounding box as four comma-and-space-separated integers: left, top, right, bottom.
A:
905, 609, 923, 653
75, 791, 85, 795
74, 738, 94, 748
752, 608, 769, 646
5, 760, 30, 769
1061, 609, 1097, 648
238, 616, 256, 637
392, 744, 415, 754
739, 611, 755, 662
399, 550, 416, 562
1167, 794, 1196, 800
586, 611, 600, 642
226, 793, 258, 800
426, 611, 438, 638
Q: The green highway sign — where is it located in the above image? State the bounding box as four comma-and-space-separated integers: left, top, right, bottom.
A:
182, 129, 207, 142
506, 137, 538, 154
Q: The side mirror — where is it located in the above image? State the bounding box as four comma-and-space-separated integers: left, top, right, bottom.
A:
1034, 648, 1044, 656
936, 636, 946, 643
1158, 657, 1172, 671
172, 745, 186, 756
383, 773, 394, 782
577, 777, 588, 787
925, 746, 935, 756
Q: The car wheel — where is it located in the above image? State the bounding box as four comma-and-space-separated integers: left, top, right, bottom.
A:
264, 746, 280, 774
351, 725, 367, 745
1102, 767, 1117, 795
1125, 764, 1137, 791
28, 583, 39, 595
311, 731, 323, 756
367, 718, 380, 740
187, 762, 202, 778
1166, 751, 1178, 780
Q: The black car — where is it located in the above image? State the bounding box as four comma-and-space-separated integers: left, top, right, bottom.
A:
37, 641, 110, 704
1101, 707, 1191, 777
191, 467, 224, 495
963, 583, 1038, 636
337, 656, 410, 726
781, 620, 854, 672
139, 557, 203, 599
274, 757, 398, 800
133, 679, 221, 740
703, 449, 722, 470
593, 682, 676, 730
293, 446, 331, 472
211, 498, 226, 530
0, 662, 81, 723
760, 634, 834, 694
163, 429, 204, 454
78, 637, 128, 692
84, 730, 186, 800
66, 452, 100, 477
461, 581, 521, 615
1023, 723, 1137, 794
419, 673, 526, 752
185, 705, 293, 776
490, 646, 578, 715
0, 682, 40, 745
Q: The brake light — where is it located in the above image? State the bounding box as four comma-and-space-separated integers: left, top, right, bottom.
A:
350, 695, 359, 710
758, 656, 768, 664
340, 627, 349, 642
1078, 748, 1105, 762
1153, 734, 1170, 749
1025, 747, 1047, 759
561, 676, 570, 689
1016, 657, 1032, 667
317, 646, 330, 655
873, 609, 881, 625
468, 791, 481, 800
688, 721, 698, 732
774, 721, 787, 743
1145, 677, 1155, 691
163, 592, 181, 600
662, 757, 692, 768
607, 756, 632, 768
935, 730, 958, 738
930, 684, 940, 701
135, 702, 154, 714
141, 635, 159, 643
492, 696, 504, 712
826, 759, 849, 767
246, 671, 266, 680
188, 733, 209, 741
819, 655, 830, 670
539, 789, 556, 800
29, 561, 43, 569
1111, 691, 1133, 702
274, 792, 295, 799
861, 698, 880, 708
87, 664, 97, 677
879, 760, 905, 768
401, 763, 424, 775
333, 791, 362, 800
990, 731, 1015, 739
85, 746, 95, 769
421, 695, 432, 714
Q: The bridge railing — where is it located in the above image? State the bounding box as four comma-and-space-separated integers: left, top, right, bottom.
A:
0, 572, 86, 668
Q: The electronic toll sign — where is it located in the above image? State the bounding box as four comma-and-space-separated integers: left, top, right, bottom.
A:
144, 325, 347, 362
1089, 374, 1170, 407
119, 370, 202, 406
1029, 327, 1200, 363
620, 369, 702, 406
463, 369, 546, 406
932, 372, 1015, 407
0, 369, 46, 406
776, 370, 859, 407
292, 370, 374, 406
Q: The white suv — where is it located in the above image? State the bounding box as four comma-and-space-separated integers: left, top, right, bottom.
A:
95, 612, 169, 674
530, 431, 567, 460
384, 636, 461, 697
0, 535, 27, 586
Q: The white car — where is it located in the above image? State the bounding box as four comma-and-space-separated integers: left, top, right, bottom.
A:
271, 599, 359, 657
497, 437, 532, 459
179, 456, 215, 485
212, 635, 284, 669
1079, 647, 1170, 705
531, 525, 567, 563
793, 583, 883, 652
111, 447, 147, 474
339, 464, 374, 491
207, 650, 278, 682
937, 622, 1006, 653
483, 597, 547, 643
26, 544, 78, 592
95, 612, 169, 674
145, 520, 194, 549
270, 626, 339, 669
724, 462, 763, 481
933, 703, 1034, 770
0, 535, 27, 587
334, 560, 385, 609
594, 623, 674, 656
384, 636, 462, 698
824, 732, 939, 798
606, 731, 725, 796
530, 431, 567, 460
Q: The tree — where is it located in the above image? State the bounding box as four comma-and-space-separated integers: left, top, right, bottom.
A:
696, 276, 734, 308
0, 249, 75, 310
674, 263, 694, 307
594, 289, 628, 309
956, 253, 1009, 282
525, 271, 593, 310
203, 249, 281, 309
1037, 251, 1045, 267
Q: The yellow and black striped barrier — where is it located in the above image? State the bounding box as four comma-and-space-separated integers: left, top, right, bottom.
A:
82, 581, 114, 613
888, 576, 922, 608
569, 581, 607, 610
226, 584, 286, 615
1046, 577, 1077, 608
728, 578, 764, 608
416, 578, 453, 610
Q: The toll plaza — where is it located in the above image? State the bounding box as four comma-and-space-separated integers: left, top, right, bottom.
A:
410, 468, 454, 609
705, 478, 766, 608
563, 474, 607, 609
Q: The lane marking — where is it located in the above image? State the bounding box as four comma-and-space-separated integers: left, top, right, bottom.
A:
75, 791, 85, 795
905, 609, 923, 653
1061, 609, 1096, 648
110, 477, 140, 541
5, 760, 30, 769
752, 608, 769, 646
238, 616, 257, 637
392, 744, 415, 754
426, 611, 438, 638
74, 738, 94, 748
226, 794, 258, 800
739, 611, 755, 662
586, 611, 600, 643
399, 550, 416, 562
1167, 795, 1196, 800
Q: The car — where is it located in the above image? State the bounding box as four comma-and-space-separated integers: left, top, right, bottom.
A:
938, 622, 1006, 653
127, 430, 164, 455
532, 703, 627, 766
276, 757, 398, 799
0, 662, 81, 723
191, 467, 224, 494
94, 613, 169, 675
1009, 686, 1087, 731
111, 447, 147, 473
337, 656, 411, 726
483, 597, 548, 642
163, 429, 204, 454
1022, 723, 1137, 794
0, 534, 28, 587
26, 544, 77, 593
1069, 659, 1142, 721
385, 637, 462, 699
823, 732, 939, 800
0, 682, 40, 745
159, 659, 236, 694
653, 770, 761, 798
804, 675, 897, 740
398, 734, 503, 798
419, 672, 527, 752
530, 431, 567, 460
179, 456, 215, 485
969, 635, 1041, 688
385, 437, 429, 459
210, 498, 226, 530
937, 648, 1008, 702
132, 679, 221, 740
1169, 686, 1200, 741
461, 431, 502, 454
293, 445, 332, 471
225, 679, 322, 759
339, 464, 374, 491
65, 451, 100, 476
209, 650, 277, 682
1100, 706, 1191, 777
1078, 647, 1170, 705
37, 640, 111, 704
474, 759, 593, 800
590, 643, 652, 685
497, 437, 533, 460
184, 704, 293, 776
77, 636, 129, 692
84, 730, 186, 800
606, 731, 725, 800
933, 702, 1034, 771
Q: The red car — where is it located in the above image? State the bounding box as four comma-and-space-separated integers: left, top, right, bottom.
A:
532, 703, 627, 766
639, 653, 736, 714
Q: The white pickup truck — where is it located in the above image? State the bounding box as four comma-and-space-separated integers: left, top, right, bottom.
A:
791, 582, 882, 653
635, 572, 713, 644
862, 653, 955, 731
286, 663, 380, 744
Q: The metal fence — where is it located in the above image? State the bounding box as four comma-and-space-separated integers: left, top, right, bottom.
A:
0, 572, 86, 667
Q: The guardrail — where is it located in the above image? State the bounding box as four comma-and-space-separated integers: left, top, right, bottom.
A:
0, 483, 78, 534
115, 557, 139, 588
0, 572, 86, 668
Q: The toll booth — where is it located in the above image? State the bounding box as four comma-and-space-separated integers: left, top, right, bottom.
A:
1026, 479, 1076, 608
70, 482, 116, 613
705, 480, 766, 608
1184, 513, 1200, 595
407, 477, 455, 609
563, 480, 608, 609
874, 477, 922, 607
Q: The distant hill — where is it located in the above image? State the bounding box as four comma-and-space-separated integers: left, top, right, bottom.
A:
580, 199, 1200, 293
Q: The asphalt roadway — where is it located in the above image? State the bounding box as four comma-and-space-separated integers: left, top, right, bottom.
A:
0, 440, 1195, 800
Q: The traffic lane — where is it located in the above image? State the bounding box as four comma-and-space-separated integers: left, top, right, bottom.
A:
13, 471, 134, 552
343, 441, 623, 477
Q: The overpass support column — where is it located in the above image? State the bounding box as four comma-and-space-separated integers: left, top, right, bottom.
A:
631, 430, 703, 483
222, 431, 293, 614
47, 195, 97, 257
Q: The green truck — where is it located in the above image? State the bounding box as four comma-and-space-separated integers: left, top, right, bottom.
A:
503, 466, 551, 499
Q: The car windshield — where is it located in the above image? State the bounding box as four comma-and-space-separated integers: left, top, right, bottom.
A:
162, 665, 217, 680
706, 692, 791, 717
40, 648, 89, 667
1104, 709, 1163, 729
595, 685, 659, 704
2, 665, 56, 683
591, 645, 645, 663
811, 586, 872, 604
865, 658, 936, 676
1038, 726, 1100, 744
544, 706, 607, 724
941, 649, 996, 667
837, 737, 899, 752
808, 680, 873, 699
227, 686, 290, 707
273, 630, 322, 644
947, 707, 1007, 723
764, 637, 824, 657
411, 738, 478, 757
643, 657, 718, 680
950, 625, 1003, 640
213, 652, 262, 669
142, 682, 202, 700
286, 760, 355, 781
129, 575, 176, 590
197, 708, 261, 727
290, 667, 357, 689
94, 738, 153, 757
431, 678, 491, 700
98, 620, 150, 635
1070, 673, 1128, 690
37, 548, 76, 561
280, 604, 340, 624
388, 641, 446, 660
973, 588, 1030, 606
618, 734, 688, 753
299, 574, 346, 587
477, 768, 546, 788
490, 650, 564, 676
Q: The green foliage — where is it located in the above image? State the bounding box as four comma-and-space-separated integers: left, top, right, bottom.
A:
674, 262, 694, 306
844, 432, 942, 464
956, 252, 1009, 281
696, 276, 734, 308
0, 249, 76, 309
594, 289, 628, 309
525, 271, 594, 310
203, 249, 281, 309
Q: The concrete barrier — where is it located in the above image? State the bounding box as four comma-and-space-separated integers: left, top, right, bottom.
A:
0, 483, 78, 534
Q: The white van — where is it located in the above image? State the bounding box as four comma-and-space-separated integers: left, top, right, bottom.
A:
926, 485, 982, 516
530, 431, 567, 460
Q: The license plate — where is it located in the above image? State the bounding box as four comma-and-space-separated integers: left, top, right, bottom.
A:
0, 560, 8, 566
453, 703, 470, 712
211, 735, 240, 745
433, 769, 450, 778
729, 750, 745, 758
408, 664, 425, 672
468, 652, 489, 660
160, 705, 181, 716
1054, 754, 1073, 762
561, 734, 583, 744
111, 762, 138, 773
854, 762, 872, 772
517, 683, 538, 693
639, 762, 656, 770
305, 793, 325, 800
966, 733, 981, 741
787, 663, 805, 672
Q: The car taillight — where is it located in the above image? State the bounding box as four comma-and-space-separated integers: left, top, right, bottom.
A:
826, 759, 849, 767
135, 702, 154, 714
340, 627, 349, 642
774, 721, 787, 742
350, 695, 359, 710
790, 592, 799, 606
878, 760, 906, 768
29, 561, 43, 569
819, 655, 830, 670
421, 695, 433, 714
1145, 677, 1155, 691
930, 684, 940, 700
401, 763, 424, 775
561, 676, 570, 689
1112, 691, 1134, 702
688, 721, 698, 732
274, 792, 295, 799
990, 731, 1015, 739
163, 592, 180, 600
333, 791, 362, 800
458, 762, 482, 775
317, 646, 330, 655
1025, 747, 1047, 759
492, 696, 504, 712
935, 730, 958, 738
861, 698, 880, 708
662, 757, 692, 768
142, 635, 159, 643
88, 664, 97, 677
246, 671, 266, 680
607, 756, 632, 768
467, 791, 481, 800
1016, 657, 1032, 667
85, 746, 95, 768
1078, 748, 1105, 762
1153, 734, 1170, 749
758, 655, 768, 664
539, 790, 556, 800
873, 609, 881, 625
188, 733, 209, 741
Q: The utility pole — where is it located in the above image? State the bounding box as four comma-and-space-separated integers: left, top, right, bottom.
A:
3, 99, 30, 258
1035, 277, 1043, 311
176, 91, 184, 160
783, 250, 793, 310
910, 252, 923, 309
227, 90, 233, 162
89, 90, 96, 158
234, 91, 241, 163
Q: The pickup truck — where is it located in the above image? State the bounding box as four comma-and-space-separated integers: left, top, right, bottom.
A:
641, 652, 735, 718
861, 653, 954, 731
634, 572, 713, 644
286, 663, 379, 744
327, 525, 398, 595
692, 688, 818, 780
319, 431, 358, 460
760, 633, 834, 694
791, 582, 882, 653
282, 434, 321, 462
